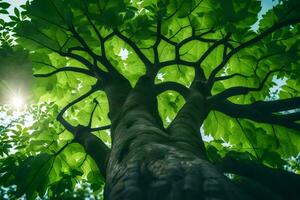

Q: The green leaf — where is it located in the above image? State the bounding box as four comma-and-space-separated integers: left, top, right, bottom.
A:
14, 7, 20, 18
261, 150, 287, 168
0, 9, 9, 14
0, 2, 10, 9
176, 0, 194, 18
15, 153, 54, 199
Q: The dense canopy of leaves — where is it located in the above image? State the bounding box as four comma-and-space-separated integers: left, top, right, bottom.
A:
0, 0, 300, 199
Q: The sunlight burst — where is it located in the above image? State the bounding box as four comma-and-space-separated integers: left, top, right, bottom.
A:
10, 94, 24, 109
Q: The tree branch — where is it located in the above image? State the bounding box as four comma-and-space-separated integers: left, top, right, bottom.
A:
154, 81, 190, 100
33, 66, 95, 78
196, 33, 232, 66
57, 82, 102, 132
167, 91, 208, 158
212, 100, 300, 131
219, 157, 300, 199
55, 81, 110, 177
153, 18, 162, 63
67, 26, 118, 75
214, 73, 251, 82
59, 51, 107, 78
88, 98, 99, 127
83, 9, 103, 43
115, 30, 153, 67
67, 46, 87, 53
207, 17, 300, 86
210, 69, 280, 102
69, 25, 101, 60
82, 12, 118, 73
54, 82, 111, 177
74, 125, 110, 178
90, 125, 111, 132
274, 111, 300, 122
158, 59, 196, 68
241, 97, 300, 113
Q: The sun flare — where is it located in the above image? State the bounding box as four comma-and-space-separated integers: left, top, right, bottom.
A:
10, 94, 25, 109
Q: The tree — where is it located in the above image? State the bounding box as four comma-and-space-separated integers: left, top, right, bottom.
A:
1, 0, 300, 199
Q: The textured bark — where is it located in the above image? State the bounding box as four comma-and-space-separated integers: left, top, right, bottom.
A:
105, 143, 250, 200
103, 73, 132, 122
103, 76, 251, 200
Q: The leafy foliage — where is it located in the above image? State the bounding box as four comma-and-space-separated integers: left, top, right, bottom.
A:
0, 0, 300, 199
0, 104, 104, 199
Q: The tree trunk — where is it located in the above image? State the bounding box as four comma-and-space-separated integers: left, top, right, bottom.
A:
105, 139, 252, 200
103, 76, 252, 200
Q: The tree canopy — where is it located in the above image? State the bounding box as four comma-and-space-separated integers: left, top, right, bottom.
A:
0, 0, 300, 199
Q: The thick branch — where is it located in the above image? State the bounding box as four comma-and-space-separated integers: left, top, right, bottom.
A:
242, 97, 300, 113
56, 115, 75, 134
74, 125, 110, 178
193, 63, 207, 83
275, 111, 300, 122
220, 157, 300, 199
167, 91, 208, 158
212, 100, 300, 131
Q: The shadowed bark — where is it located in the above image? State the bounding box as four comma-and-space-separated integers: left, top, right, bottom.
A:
103, 76, 252, 200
